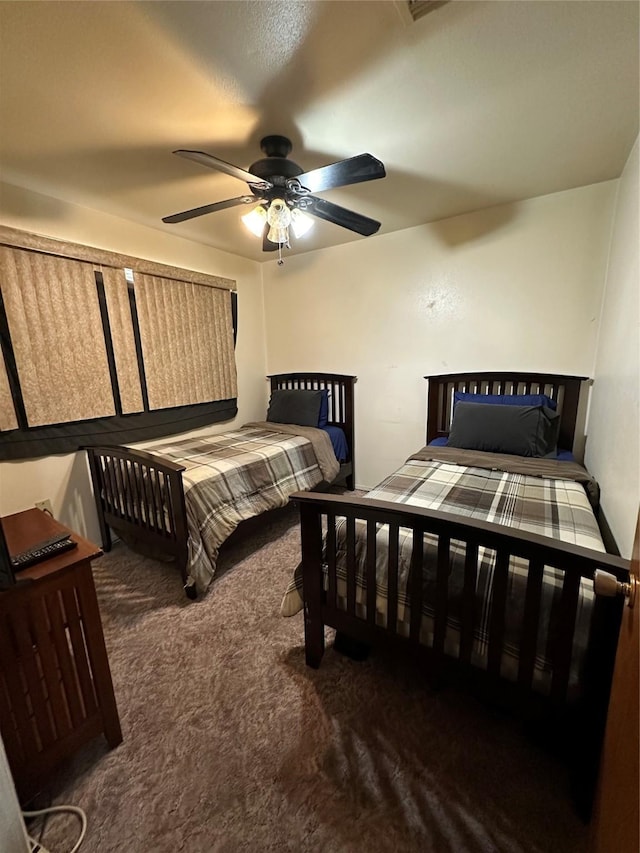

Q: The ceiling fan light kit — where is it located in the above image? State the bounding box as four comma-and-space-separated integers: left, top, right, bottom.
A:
162, 135, 386, 263
266, 198, 291, 246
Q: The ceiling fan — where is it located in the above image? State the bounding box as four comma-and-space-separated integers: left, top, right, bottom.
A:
162, 135, 386, 257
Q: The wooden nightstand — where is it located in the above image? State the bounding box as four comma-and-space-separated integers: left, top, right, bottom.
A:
0, 508, 122, 801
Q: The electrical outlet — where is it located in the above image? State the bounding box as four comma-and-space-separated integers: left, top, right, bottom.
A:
35, 499, 53, 516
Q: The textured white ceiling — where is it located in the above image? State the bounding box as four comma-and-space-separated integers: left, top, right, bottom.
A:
0, 0, 638, 262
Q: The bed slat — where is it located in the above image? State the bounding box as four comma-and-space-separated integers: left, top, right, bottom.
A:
327, 511, 337, 609
409, 529, 424, 642
487, 550, 510, 678
550, 570, 581, 704
300, 503, 324, 668
459, 541, 478, 666
387, 523, 399, 635
433, 535, 450, 657
103, 456, 119, 516
518, 559, 544, 691
148, 469, 161, 532
346, 517, 357, 615
366, 521, 377, 626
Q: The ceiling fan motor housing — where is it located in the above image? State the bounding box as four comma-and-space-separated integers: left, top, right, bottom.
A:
249, 158, 303, 180
248, 135, 303, 199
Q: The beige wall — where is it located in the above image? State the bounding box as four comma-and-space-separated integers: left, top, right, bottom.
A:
0, 182, 267, 543
585, 138, 639, 557
263, 181, 617, 489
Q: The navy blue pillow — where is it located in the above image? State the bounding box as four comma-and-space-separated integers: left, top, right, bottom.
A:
454, 391, 557, 410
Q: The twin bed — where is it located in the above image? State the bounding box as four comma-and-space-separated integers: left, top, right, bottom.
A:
280, 370, 629, 812
87, 373, 356, 597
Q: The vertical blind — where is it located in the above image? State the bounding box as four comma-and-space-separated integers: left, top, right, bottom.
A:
135, 273, 237, 410
1, 247, 115, 426
100, 266, 144, 415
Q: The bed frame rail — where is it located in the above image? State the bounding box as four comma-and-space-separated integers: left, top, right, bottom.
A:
296, 491, 628, 708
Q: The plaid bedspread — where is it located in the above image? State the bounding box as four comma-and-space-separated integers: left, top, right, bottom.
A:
281, 451, 605, 692
144, 425, 335, 594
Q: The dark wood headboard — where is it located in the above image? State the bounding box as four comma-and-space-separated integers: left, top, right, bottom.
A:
268, 372, 357, 467
425, 371, 590, 451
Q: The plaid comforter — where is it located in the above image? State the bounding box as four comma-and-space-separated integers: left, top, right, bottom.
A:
143, 425, 337, 594
281, 449, 605, 692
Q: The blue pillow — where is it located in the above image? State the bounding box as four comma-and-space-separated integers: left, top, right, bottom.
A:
453, 391, 557, 410
318, 389, 329, 428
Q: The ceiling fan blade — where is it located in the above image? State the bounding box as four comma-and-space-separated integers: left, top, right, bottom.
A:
173, 150, 272, 188
296, 154, 385, 193
304, 196, 381, 236
162, 196, 254, 224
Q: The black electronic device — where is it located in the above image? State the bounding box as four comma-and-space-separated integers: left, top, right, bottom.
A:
10, 532, 78, 571
0, 518, 16, 589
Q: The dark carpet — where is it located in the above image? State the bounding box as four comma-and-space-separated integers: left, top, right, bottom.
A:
30, 504, 589, 852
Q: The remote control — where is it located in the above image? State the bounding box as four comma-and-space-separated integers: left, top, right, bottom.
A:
11, 533, 78, 570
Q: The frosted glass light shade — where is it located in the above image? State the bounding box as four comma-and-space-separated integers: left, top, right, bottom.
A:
266, 199, 291, 244
291, 209, 313, 238
241, 205, 267, 237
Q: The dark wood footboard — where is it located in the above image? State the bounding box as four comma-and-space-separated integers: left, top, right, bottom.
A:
86, 445, 192, 593
296, 492, 627, 696
294, 491, 629, 810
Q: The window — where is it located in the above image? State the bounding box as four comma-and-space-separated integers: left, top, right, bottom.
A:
0, 227, 238, 460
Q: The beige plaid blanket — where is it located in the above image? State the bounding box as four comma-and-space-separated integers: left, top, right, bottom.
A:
143, 424, 338, 594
